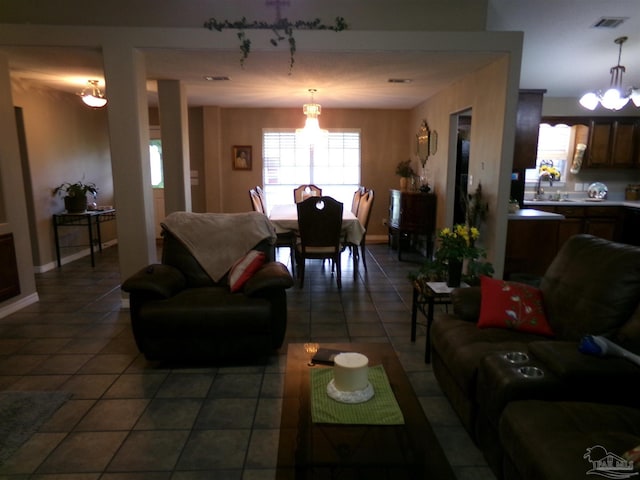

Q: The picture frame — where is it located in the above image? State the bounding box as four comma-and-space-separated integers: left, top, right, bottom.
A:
232, 145, 252, 170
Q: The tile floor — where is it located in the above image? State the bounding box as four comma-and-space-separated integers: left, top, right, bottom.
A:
0, 243, 496, 479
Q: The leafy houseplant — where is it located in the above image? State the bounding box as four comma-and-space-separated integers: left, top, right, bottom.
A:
53, 181, 98, 213
395, 159, 416, 178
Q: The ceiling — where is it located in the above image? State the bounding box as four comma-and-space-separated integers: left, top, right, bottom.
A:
2, 0, 640, 110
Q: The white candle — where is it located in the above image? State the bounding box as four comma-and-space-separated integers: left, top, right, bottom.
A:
333, 352, 369, 392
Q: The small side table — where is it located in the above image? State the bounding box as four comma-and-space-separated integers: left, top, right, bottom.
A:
53, 209, 116, 267
411, 280, 466, 364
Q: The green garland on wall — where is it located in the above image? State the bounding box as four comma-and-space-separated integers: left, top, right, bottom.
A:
204, 17, 349, 74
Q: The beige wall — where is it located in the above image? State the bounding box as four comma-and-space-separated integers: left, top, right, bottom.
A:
410, 55, 513, 273
200, 107, 410, 238
12, 85, 116, 268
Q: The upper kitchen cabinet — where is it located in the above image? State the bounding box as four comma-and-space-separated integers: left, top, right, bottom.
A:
585, 118, 639, 168
512, 89, 546, 170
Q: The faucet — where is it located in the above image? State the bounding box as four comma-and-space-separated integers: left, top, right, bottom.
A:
534, 173, 553, 200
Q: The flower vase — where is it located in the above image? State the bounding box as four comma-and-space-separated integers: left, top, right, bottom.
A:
400, 177, 408, 191
447, 259, 463, 288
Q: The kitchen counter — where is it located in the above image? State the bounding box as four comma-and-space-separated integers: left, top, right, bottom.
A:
508, 208, 564, 220
523, 199, 640, 209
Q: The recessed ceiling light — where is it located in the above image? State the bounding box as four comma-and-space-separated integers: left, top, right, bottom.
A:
388, 78, 413, 84
203, 75, 230, 81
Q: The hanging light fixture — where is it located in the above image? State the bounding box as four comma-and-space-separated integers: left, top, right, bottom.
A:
579, 36, 640, 111
80, 80, 108, 108
295, 89, 328, 144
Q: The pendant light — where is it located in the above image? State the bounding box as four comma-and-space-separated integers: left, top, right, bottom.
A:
80, 80, 108, 108
579, 36, 640, 111
296, 89, 328, 144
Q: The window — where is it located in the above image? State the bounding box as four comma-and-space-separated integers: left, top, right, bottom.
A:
525, 123, 572, 185
262, 129, 361, 212
149, 139, 164, 188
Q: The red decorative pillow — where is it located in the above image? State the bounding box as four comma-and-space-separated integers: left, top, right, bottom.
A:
477, 276, 554, 337
228, 250, 266, 293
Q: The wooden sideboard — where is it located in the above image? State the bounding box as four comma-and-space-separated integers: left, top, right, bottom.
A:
388, 189, 437, 261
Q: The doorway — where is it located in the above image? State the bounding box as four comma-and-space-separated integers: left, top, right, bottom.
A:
453, 110, 472, 225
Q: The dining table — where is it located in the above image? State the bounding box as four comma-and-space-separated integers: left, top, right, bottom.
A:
269, 203, 365, 245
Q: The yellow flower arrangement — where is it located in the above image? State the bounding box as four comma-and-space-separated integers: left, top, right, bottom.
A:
436, 224, 480, 262
539, 162, 561, 181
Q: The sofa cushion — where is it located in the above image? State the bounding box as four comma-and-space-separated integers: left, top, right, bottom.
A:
540, 234, 640, 341
228, 250, 266, 292
137, 287, 272, 336
500, 400, 640, 480
478, 276, 554, 337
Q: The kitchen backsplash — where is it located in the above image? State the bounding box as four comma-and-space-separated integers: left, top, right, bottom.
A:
525, 168, 640, 201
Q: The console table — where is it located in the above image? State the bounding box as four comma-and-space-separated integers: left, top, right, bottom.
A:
53, 209, 116, 267
388, 190, 436, 261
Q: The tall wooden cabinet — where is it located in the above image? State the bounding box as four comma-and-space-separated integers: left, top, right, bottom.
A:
388, 190, 437, 261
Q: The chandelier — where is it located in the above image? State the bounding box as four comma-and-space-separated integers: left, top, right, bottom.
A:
579, 36, 640, 111
80, 80, 108, 108
296, 89, 328, 144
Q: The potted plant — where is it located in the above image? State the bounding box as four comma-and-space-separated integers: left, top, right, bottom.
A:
53, 181, 98, 213
395, 159, 415, 191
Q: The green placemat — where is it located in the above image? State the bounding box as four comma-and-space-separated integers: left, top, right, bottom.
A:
311, 365, 405, 425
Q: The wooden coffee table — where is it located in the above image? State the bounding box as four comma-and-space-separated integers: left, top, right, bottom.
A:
276, 342, 455, 479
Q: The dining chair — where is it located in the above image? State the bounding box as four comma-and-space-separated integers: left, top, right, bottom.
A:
295, 196, 344, 289
350, 186, 366, 216
255, 185, 268, 214
249, 188, 264, 214
344, 188, 374, 277
293, 184, 322, 203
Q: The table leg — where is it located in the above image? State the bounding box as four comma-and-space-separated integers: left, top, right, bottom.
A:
425, 296, 435, 364
87, 216, 95, 268
53, 219, 62, 267
96, 216, 103, 253
411, 287, 418, 342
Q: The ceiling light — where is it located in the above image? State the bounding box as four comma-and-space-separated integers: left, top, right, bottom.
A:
80, 80, 107, 108
203, 75, 230, 81
579, 36, 639, 111
388, 78, 413, 84
296, 89, 328, 145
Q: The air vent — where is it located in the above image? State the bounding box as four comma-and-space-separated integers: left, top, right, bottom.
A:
388, 78, 412, 84
203, 75, 230, 81
592, 17, 627, 28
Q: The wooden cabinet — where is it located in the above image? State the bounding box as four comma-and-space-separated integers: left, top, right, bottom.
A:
0, 233, 20, 303
542, 116, 640, 169
388, 190, 436, 261
505, 218, 560, 278
512, 89, 546, 170
586, 119, 638, 168
530, 205, 622, 250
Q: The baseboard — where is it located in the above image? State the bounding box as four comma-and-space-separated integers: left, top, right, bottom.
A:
35, 239, 119, 273
0, 292, 39, 319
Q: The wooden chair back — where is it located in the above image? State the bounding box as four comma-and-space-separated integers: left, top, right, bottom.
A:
249, 189, 264, 214
293, 184, 322, 203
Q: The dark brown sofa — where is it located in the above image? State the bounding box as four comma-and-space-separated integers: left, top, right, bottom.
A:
431, 234, 640, 478
122, 213, 294, 362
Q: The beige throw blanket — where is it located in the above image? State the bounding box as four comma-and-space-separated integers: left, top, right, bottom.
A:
161, 211, 276, 282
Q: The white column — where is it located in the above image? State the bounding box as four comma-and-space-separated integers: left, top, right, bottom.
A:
102, 44, 157, 281
158, 79, 192, 214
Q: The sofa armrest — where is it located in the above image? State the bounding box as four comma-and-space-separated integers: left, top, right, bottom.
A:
530, 340, 640, 385
121, 264, 187, 299
244, 261, 294, 295
451, 286, 482, 323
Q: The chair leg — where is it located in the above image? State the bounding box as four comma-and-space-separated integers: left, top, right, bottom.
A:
360, 242, 367, 271
298, 257, 305, 288
336, 255, 342, 289
352, 245, 359, 280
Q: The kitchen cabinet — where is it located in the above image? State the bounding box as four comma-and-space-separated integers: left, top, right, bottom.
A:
505, 217, 560, 278
388, 189, 436, 261
623, 207, 640, 246
512, 89, 546, 170
586, 119, 638, 168
541, 116, 640, 169
531, 204, 622, 248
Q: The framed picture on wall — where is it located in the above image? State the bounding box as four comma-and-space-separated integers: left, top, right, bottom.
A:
232, 145, 252, 170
